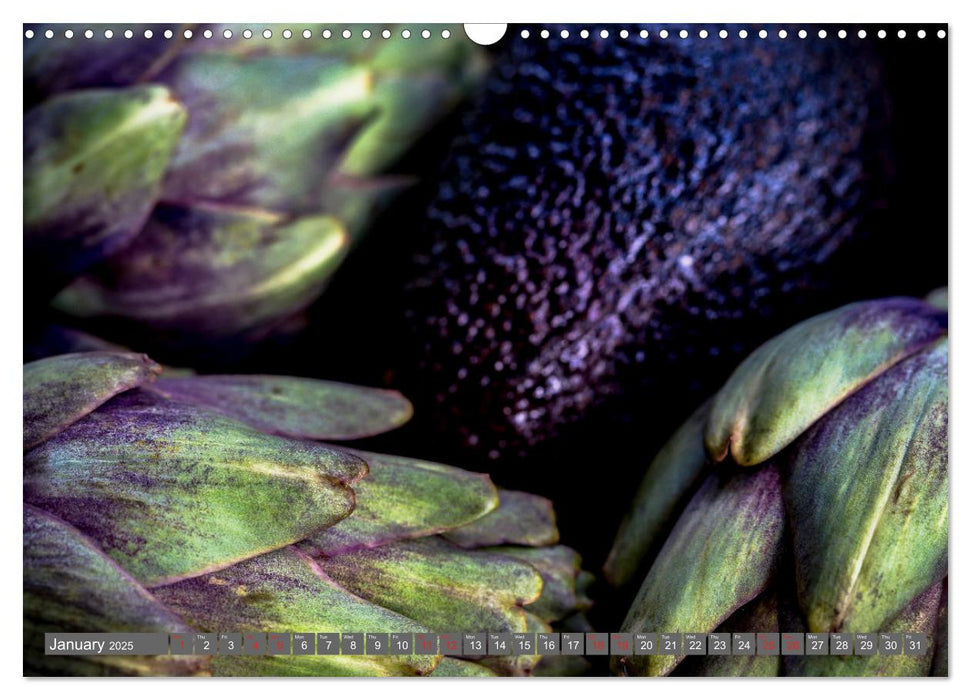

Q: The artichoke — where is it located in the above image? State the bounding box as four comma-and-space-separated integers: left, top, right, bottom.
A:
24, 351, 590, 676
606, 296, 948, 677
24, 24, 487, 356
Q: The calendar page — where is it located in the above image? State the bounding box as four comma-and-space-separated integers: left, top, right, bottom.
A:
23, 22, 948, 678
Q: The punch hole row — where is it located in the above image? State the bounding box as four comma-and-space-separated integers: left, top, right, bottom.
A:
23, 27, 453, 40
520, 27, 947, 40
24, 26, 948, 41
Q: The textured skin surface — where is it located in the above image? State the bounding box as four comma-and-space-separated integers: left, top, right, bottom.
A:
405, 29, 892, 459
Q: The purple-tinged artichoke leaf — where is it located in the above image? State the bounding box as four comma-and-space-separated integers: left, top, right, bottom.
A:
24, 505, 203, 676
54, 205, 349, 341
157, 52, 374, 213
24, 351, 161, 451
783, 339, 947, 634
24, 86, 186, 294
302, 450, 497, 556
316, 536, 543, 634
605, 399, 711, 588
153, 546, 437, 677
178, 25, 487, 181
151, 375, 412, 441
443, 489, 558, 548
705, 298, 946, 466
617, 465, 785, 677
24, 390, 366, 586
786, 581, 943, 677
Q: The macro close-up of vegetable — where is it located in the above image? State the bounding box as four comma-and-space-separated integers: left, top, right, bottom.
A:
24, 351, 591, 676
23, 22, 949, 681
606, 296, 948, 676
25, 24, 487, 358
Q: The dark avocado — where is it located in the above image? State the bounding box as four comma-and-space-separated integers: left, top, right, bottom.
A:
404, 27, 902, 461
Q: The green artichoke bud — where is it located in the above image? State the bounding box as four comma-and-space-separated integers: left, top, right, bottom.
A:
23, 24, 487, 355
24, 351, 589, 676
606, 297, 947, 677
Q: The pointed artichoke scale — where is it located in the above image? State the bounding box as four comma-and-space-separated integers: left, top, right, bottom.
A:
443, 489, 559, 549
152, 546, 438, 677
304, 449, 498, 556
23, 351, 161, 451
150, 375, 413, 441
24, 505, 203, 676
705, 298, 946, 466
315, 536, 544, 634
783, 338, 947, 634
24, 85, 186, 294
618, 465, 785, 676
24, 389, 366, 586
54, 204, 350, 342
604, 399, 712, 588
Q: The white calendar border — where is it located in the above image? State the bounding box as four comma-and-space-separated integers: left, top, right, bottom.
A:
3, 1, 965, 698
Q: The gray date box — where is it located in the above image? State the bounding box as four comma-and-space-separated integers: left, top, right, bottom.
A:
904, 633, 928, 656
855, 633, 878, 656
538, 633, 560, 655
316, 633, 339, 655
415, 633, 438, 655
757, 633, 780, 656
390, 633, 413, 655
635, 633, 658, 655
831, 633, 853, 656
806, 633, 829, 655
268, 633, 289, 655
880, 633, 902, 655
782, 633, 804, 655
170, 633, 193, 655
561, 633, 584, 655
513, 633, 535, 655
218, 633, 242, 655
708, 633, 731, 656
733, 633, 755, 655
341, 633, 364, 655
659, 633, 681, 655
193, 633, 216, 655
462, 632, 486, 656
292, 633, 314, 655
488, 633, 512, 656
586, 633, 608, 655
684, 633, 706, 655
610, 633, 634, 656
367, 633, 389, 655
243, 632, 266, 655
439, 633, 461, 655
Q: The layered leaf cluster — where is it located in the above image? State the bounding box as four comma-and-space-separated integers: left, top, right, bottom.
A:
606, 298, 948, 676
24, 351, 589, 676
24, 24, 489, 351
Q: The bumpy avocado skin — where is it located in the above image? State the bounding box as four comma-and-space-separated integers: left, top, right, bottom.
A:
405, 29, 895, 461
